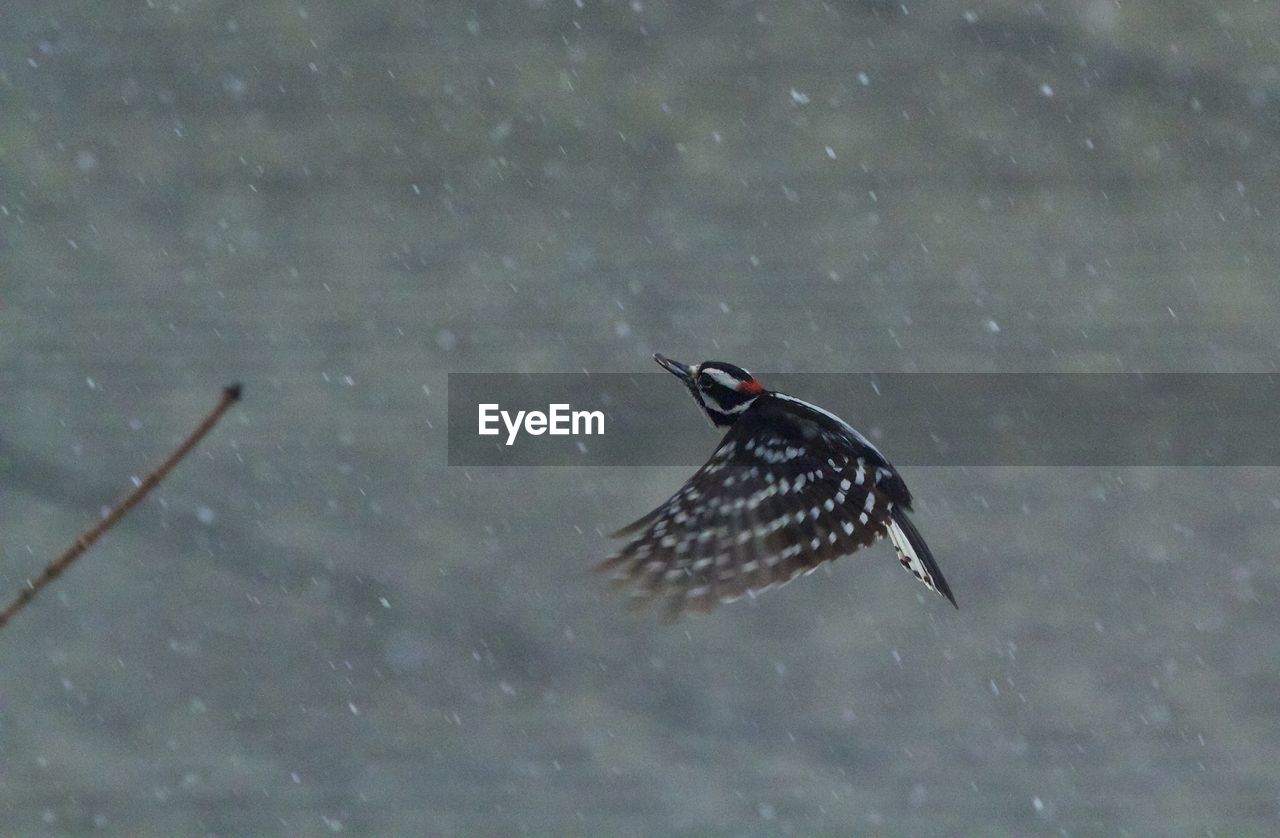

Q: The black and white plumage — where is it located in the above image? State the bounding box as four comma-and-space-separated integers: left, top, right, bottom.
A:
599, 354, 956, 619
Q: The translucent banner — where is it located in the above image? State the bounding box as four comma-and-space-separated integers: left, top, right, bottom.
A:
447, 373, 1280, 466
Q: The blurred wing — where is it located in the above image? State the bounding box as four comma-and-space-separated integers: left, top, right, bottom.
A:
598, 405, 898, 619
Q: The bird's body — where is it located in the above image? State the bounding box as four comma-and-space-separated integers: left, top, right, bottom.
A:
599, 354, 956, 619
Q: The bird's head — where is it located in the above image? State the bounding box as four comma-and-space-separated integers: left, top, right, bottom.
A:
654, 353, 766, 428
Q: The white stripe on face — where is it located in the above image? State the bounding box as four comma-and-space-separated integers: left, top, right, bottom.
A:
703, 367, 747, 390
701, 392, 756, 415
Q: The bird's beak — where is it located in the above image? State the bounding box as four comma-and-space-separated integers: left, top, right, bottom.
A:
653, 353, 693, 381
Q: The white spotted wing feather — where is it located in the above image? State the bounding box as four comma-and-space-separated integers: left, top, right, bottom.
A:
600, 394, 956, 618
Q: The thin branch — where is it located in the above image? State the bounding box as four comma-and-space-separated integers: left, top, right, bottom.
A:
0, 384, 243, 630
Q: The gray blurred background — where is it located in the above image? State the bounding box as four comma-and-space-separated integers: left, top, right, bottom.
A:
3, 1, 1279, 834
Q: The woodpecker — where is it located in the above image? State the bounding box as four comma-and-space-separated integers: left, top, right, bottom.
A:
599, 353, 957, 619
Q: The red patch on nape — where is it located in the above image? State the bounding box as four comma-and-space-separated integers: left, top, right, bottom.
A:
737, 379, 765, 394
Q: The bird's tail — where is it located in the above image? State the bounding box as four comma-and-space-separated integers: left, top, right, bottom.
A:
886, 507, 957, 608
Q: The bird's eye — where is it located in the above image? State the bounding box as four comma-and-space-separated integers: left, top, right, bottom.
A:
697, 372, 714, 389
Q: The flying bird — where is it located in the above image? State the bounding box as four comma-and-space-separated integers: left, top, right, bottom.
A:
599, 354, 956, 619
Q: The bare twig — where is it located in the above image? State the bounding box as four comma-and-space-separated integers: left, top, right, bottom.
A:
0, 383, 243, 630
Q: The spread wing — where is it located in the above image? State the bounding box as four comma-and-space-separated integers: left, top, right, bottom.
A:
598, 398, 952, 619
